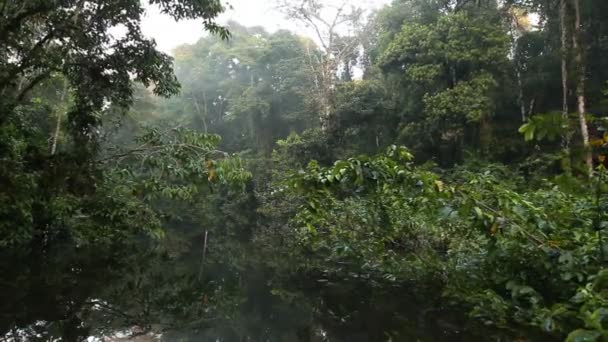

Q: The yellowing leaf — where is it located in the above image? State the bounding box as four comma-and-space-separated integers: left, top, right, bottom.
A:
434, 180, 444, 192
590, 138, 604, 147
490, 222, 499, 236
208, 169, 216, 182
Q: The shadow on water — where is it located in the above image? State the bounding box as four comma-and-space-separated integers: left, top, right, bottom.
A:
0, 239, 490, 342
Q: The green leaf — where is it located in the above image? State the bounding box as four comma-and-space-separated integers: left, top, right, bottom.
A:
474, 207, 483, 219
524, 128, 534, 141
565, 329, 601, 342
518, 123, 531, 133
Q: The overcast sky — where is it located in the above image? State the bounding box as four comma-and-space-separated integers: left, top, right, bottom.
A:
141, 0, 392, 54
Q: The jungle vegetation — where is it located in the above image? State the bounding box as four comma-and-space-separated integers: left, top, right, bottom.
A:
1, 0, 608, 341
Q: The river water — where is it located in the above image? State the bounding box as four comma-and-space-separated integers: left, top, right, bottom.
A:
0, 236, 487, 342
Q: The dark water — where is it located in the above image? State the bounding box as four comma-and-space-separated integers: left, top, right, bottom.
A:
0, 239, 486, 342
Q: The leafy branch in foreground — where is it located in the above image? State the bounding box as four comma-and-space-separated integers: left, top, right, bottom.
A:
279, 146, 608, 339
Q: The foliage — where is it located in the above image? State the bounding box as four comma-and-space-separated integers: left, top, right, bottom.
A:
518, 112, 569, 142
165, 23, 316, 153
377, 10, 510, 159
3, 0, 608, 340
280, 146, 608, 339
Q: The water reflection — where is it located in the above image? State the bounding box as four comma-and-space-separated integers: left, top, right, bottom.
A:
0, 240, 478, 342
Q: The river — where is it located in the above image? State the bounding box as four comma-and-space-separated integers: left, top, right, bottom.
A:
0, 235, 488, 341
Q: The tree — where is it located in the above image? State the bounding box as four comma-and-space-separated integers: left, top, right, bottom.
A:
276, 0, 365, 133
559, 0, 573, 161
4, 0, 608, 340
509, 0, 601, 174
0, 0, 230, 245
507, 5, 535, 123
0, 1, 235, 338
379, 11, 510, 159
166, 24, 316, 154
571, 0, 592, 175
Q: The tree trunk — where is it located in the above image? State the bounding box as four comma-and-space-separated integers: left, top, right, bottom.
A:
202, 90, 209, 129
192, 94, 208, 134
197, 230, 208, 281
572, 0, 593, 175
479, 113, 492, 156
527, 98, 535, 118
517, 70, 526, 122
559, 0, 570, 154
51, 79, 68, 155
320, 59, 335, 133
320, 103, 332, 133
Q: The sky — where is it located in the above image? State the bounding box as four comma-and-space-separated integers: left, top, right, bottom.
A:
140, 0, 392, 54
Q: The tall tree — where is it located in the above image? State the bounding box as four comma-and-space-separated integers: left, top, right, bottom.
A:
560, 0, 571, 156
379, 11, 510, 159
0, 0, 228, 246
166, 24, 316, 154
572, 0, 592, 174
276, 0, 364, 133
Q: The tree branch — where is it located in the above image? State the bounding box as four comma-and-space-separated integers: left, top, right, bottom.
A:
15, 71, 51, 102
0, 3, 52, 43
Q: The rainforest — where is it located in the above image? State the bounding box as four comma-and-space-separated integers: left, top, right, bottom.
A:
1, 0, 608, 341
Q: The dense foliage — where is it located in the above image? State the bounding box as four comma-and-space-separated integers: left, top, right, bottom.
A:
2, 0, 608, 341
